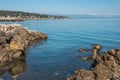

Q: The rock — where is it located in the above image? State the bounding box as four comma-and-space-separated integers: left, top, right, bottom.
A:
67, 45, 120, 80
9, 35, 25, 50
108, 49, 116, 55
13, 27, 29, 37
79, 49, 88, 52
67, 69, 94, 80
0, 31, 5, 36
93, 61, 120, 80
8, 59, 26, 77
116, 48, 120, 61
12, 51, 22, 58
0, 49, 8, 61
0, 58, 26, 80
29, 31, 47, 40
0, 31, 6, 46
0, 24, 47, 62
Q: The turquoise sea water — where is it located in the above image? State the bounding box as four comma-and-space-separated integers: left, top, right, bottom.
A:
1, 19, 120, 80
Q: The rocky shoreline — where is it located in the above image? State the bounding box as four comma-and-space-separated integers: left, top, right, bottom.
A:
0, 24, 47, 62
67, 45, 120, 80
1, 24, 120, 80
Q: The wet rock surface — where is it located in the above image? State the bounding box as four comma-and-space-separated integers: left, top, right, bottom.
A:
0, 58, 26, 80
0, 24, 47, 62
67, 45, 120, 80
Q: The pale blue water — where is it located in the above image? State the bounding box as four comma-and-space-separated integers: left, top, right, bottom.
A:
1, 19, 120, 80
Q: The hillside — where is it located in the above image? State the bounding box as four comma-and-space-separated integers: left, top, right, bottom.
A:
0, 10, 68, 20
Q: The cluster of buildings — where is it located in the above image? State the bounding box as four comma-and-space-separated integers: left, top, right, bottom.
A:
0, 16, 23, 21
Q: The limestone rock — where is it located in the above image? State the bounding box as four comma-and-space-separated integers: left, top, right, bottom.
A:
67, 69, 94, 80
0, 24, 47, 61
9, 35, 25, 50
67, 45, 120, 80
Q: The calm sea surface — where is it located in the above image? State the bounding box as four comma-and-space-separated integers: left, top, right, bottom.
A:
1, 19, 120, 80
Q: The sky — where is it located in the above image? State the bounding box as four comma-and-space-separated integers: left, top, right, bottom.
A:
0, 0, 120, 15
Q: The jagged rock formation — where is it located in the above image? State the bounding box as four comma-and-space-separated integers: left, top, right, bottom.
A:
67, 45, 120, 80
0, 24, 47, 62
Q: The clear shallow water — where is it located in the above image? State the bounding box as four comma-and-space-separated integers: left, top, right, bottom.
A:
1, 19, 120, 80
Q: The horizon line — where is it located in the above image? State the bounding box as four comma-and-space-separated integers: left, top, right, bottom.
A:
0, 9, 120, 16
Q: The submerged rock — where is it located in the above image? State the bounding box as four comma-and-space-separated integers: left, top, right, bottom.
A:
0, 24, 47, 62
67, 45, 120, 80
0, 58, 26, 80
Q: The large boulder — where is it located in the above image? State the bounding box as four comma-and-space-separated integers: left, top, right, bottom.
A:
9, 35, 25, 50
29, 31, 47, 40
13, 27, 29, 37
0, 24, 47, 61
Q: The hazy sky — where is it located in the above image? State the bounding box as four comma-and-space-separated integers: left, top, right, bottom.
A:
0, 0, 120, 15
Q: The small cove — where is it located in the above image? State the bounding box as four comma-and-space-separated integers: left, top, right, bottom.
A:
1, 19, 120, 80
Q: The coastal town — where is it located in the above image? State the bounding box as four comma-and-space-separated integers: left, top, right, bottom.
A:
0, 10, 68, 21
0, 16, 23, 21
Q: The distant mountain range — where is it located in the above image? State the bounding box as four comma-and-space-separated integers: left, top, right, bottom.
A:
68, 15, 120, 19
